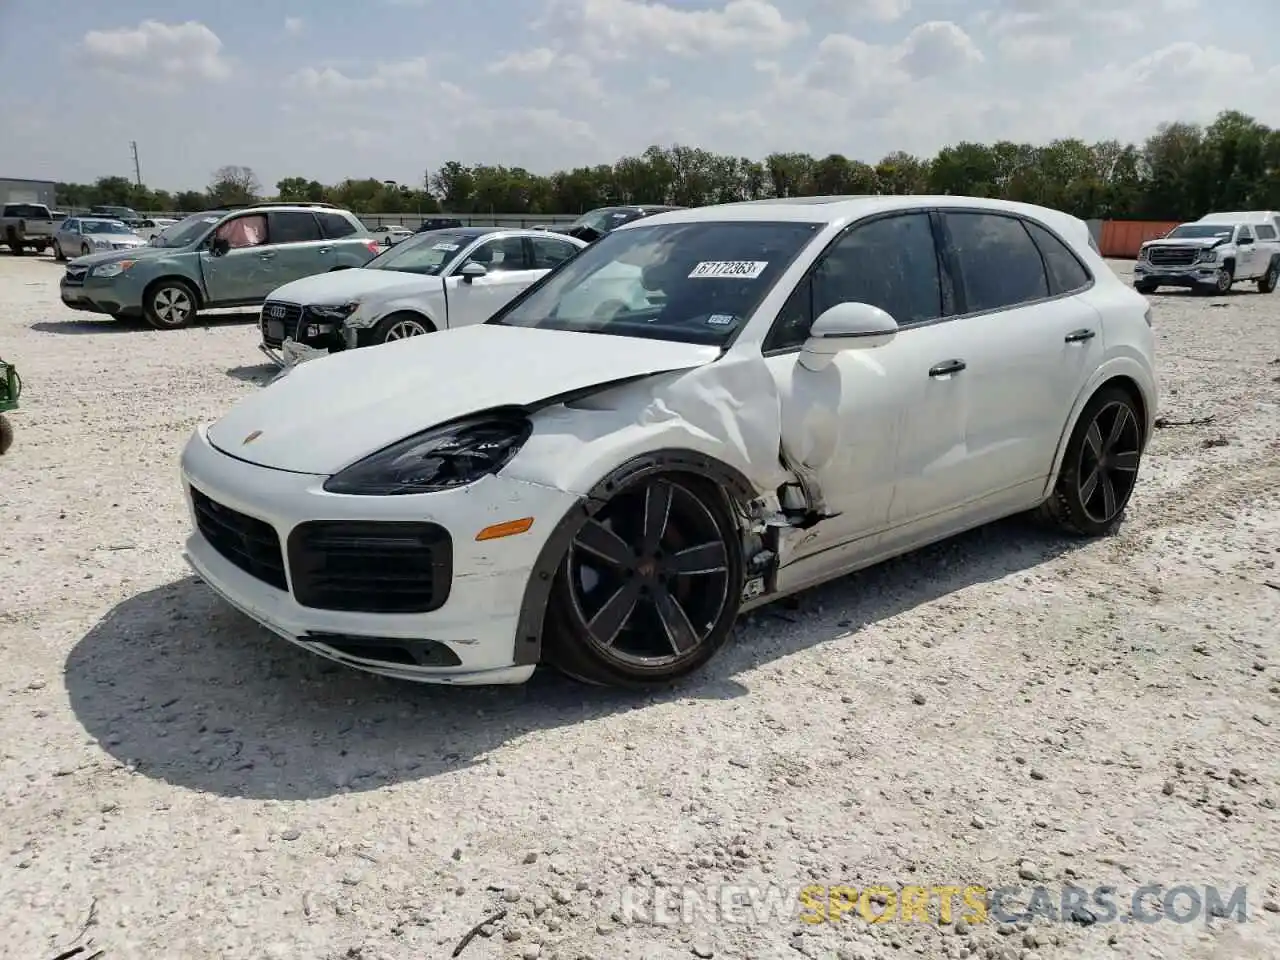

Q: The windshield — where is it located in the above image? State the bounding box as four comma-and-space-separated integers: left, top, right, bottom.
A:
151, 212, 224, 247
489, 220, 822, 345
568, 208, 638, 234
364, 230, 475, 275
1167, 224, 1235, 239
82, 220, 132, 235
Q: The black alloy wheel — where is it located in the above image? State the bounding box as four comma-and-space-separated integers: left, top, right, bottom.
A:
546, 474, 742, 686
1040, 386, 1144, 536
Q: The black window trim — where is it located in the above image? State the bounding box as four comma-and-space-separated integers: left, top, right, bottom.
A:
760, 207, 960, 357
935, 207, 1096, 322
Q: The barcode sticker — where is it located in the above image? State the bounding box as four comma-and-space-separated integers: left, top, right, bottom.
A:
688, 260, 768, 279
432, 242, 460, 251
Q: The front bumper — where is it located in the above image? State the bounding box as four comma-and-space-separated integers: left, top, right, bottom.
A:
1132, 260, 1221, 287
179, 425, 582, 684
60, 274, 142, 317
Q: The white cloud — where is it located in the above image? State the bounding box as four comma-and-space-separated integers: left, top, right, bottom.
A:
823, 0, 912, 23
488, 47, 604, 99
79, 20, 230, 83
284, 17, 304, 35
547, 0, 808, 58
285, 57, 431, 94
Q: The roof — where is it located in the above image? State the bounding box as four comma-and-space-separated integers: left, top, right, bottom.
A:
619, 194, 1091, 239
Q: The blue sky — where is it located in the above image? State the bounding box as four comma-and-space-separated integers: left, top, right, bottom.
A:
1, 0, 1278, 192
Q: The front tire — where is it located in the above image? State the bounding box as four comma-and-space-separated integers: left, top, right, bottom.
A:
544, 473, 743, 687
1039, 386, 1144, 537
1134, 282, 1156, 294
0, 414, 12, 455
1258, 261, 1279, 294
53, 241, 65, 262
80, 243, 90, 257
1208, 266, 1232, 294
144, 280, 199, 330
371, 312, 434, 344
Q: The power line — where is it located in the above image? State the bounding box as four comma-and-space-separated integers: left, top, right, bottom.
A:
130, 141, 142, 187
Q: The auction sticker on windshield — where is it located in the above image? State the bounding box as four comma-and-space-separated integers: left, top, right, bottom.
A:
433, 242, 460, 251
688, 261, 768, 279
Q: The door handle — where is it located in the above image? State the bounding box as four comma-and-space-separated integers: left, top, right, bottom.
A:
318, 247, 331, 254
1064, 328, 1095, 343
259, 250, 275, 259
928, 359, 966, 377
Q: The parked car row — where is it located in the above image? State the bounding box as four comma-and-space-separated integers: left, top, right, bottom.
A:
176, 194, 1159, 691
1134, 209, 1280, 294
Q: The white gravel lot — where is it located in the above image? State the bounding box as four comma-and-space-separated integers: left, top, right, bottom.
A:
1, 251, 1278, 960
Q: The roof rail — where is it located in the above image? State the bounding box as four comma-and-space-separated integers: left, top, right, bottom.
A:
244, 200, 341, 209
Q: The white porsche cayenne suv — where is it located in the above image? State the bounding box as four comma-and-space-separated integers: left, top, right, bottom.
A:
180, 195, 1157, 688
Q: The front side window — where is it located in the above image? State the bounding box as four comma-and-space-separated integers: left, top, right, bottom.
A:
1237, 225, 1254, 243
63, 219, 80, 233
763, 212, 944, 352
490, 220, 822, 346
466, 236, 528, 272
215, 214, 268, 249
267, 211, 322, 243
943, 212, 1049, 313
364, 230, 475, 276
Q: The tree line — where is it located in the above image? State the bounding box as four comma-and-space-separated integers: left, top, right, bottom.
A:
53, 110, 1280, 223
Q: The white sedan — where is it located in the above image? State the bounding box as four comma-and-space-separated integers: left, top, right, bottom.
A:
257, 227, 586, 366
181, 195, 1156, 688
52, 217, 147, 260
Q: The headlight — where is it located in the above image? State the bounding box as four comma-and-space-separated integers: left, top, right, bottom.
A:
1196, 247, 1217, 263
323, 409, 532, 496
308, 302, 358, 321
92, 260, 135, 278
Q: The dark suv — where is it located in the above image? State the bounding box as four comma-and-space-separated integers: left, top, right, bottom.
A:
561, 205, 685, 243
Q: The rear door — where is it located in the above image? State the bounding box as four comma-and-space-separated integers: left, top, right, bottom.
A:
316, 211, 377, 267
894, 210, 1103, 520
264, 211, 331, 289
443, 235, 542, 328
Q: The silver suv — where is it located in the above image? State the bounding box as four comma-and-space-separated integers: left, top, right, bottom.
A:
58, 202, 381, 329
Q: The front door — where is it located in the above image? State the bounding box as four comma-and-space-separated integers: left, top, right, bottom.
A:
200, 213, 278, 304
1235, 225, 1257, 278
443, 235, 542, 328
763, 210, 956, 559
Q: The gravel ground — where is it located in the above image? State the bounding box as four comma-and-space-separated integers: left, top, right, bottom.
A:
1, 251, 1278, 960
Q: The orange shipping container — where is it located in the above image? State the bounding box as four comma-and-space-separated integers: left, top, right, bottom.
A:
1099, 220, 1181, 259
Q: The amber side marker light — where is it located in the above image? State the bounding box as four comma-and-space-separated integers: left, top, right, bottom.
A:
475, 517, 535, 541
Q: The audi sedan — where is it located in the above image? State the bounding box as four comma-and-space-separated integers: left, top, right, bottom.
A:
180, 195, 1156, 688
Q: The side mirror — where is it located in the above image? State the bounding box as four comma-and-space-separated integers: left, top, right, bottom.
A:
458, 262, 487, 283
209, 236, 230, 257
1237, 236, 1253, 245
799, 302, 898, 372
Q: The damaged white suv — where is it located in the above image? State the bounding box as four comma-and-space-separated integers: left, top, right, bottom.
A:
1134, 216, 1280, 295
182, 196, 1156, 688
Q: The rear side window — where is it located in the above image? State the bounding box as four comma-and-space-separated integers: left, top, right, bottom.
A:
944, 212, 1048, 312
316, 212, 358, 239
268, 211, 323, 243
1258, 224, 1277, 240
1024, 221, 1091, 295
4, 204, 47, 218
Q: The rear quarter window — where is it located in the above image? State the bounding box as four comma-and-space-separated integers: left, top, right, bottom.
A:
317, 212, 358, 239
1023, 220, 1092, 295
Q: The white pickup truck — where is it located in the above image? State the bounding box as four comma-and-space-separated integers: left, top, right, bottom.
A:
1134, 212, 1280, 295
1, 202, 55, 255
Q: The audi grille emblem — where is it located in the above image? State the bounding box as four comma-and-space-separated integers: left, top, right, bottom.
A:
268, 305, 286, 319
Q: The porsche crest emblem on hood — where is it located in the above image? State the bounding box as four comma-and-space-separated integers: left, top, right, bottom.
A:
242, 430, 263, 445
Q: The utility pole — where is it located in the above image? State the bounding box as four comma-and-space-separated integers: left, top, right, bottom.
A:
130, 141, 142, 187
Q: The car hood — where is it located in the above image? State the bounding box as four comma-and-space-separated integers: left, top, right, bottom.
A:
267, 268, 442, 305
68, 244, 173, 268
1144, 237, 1225, 249
205, 324, 721, 474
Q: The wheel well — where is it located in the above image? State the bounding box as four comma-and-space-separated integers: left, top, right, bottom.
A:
143, 276, 203, 309
1096, 375, 1148, 439
1222, 257, 1235, 271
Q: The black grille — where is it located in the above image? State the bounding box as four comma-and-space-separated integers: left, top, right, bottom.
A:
1147, 246, 1199, 266
190, 487, 287, 590
64, 265, 87, 286
261, 301, 303, 347
287, 521, 452, 613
